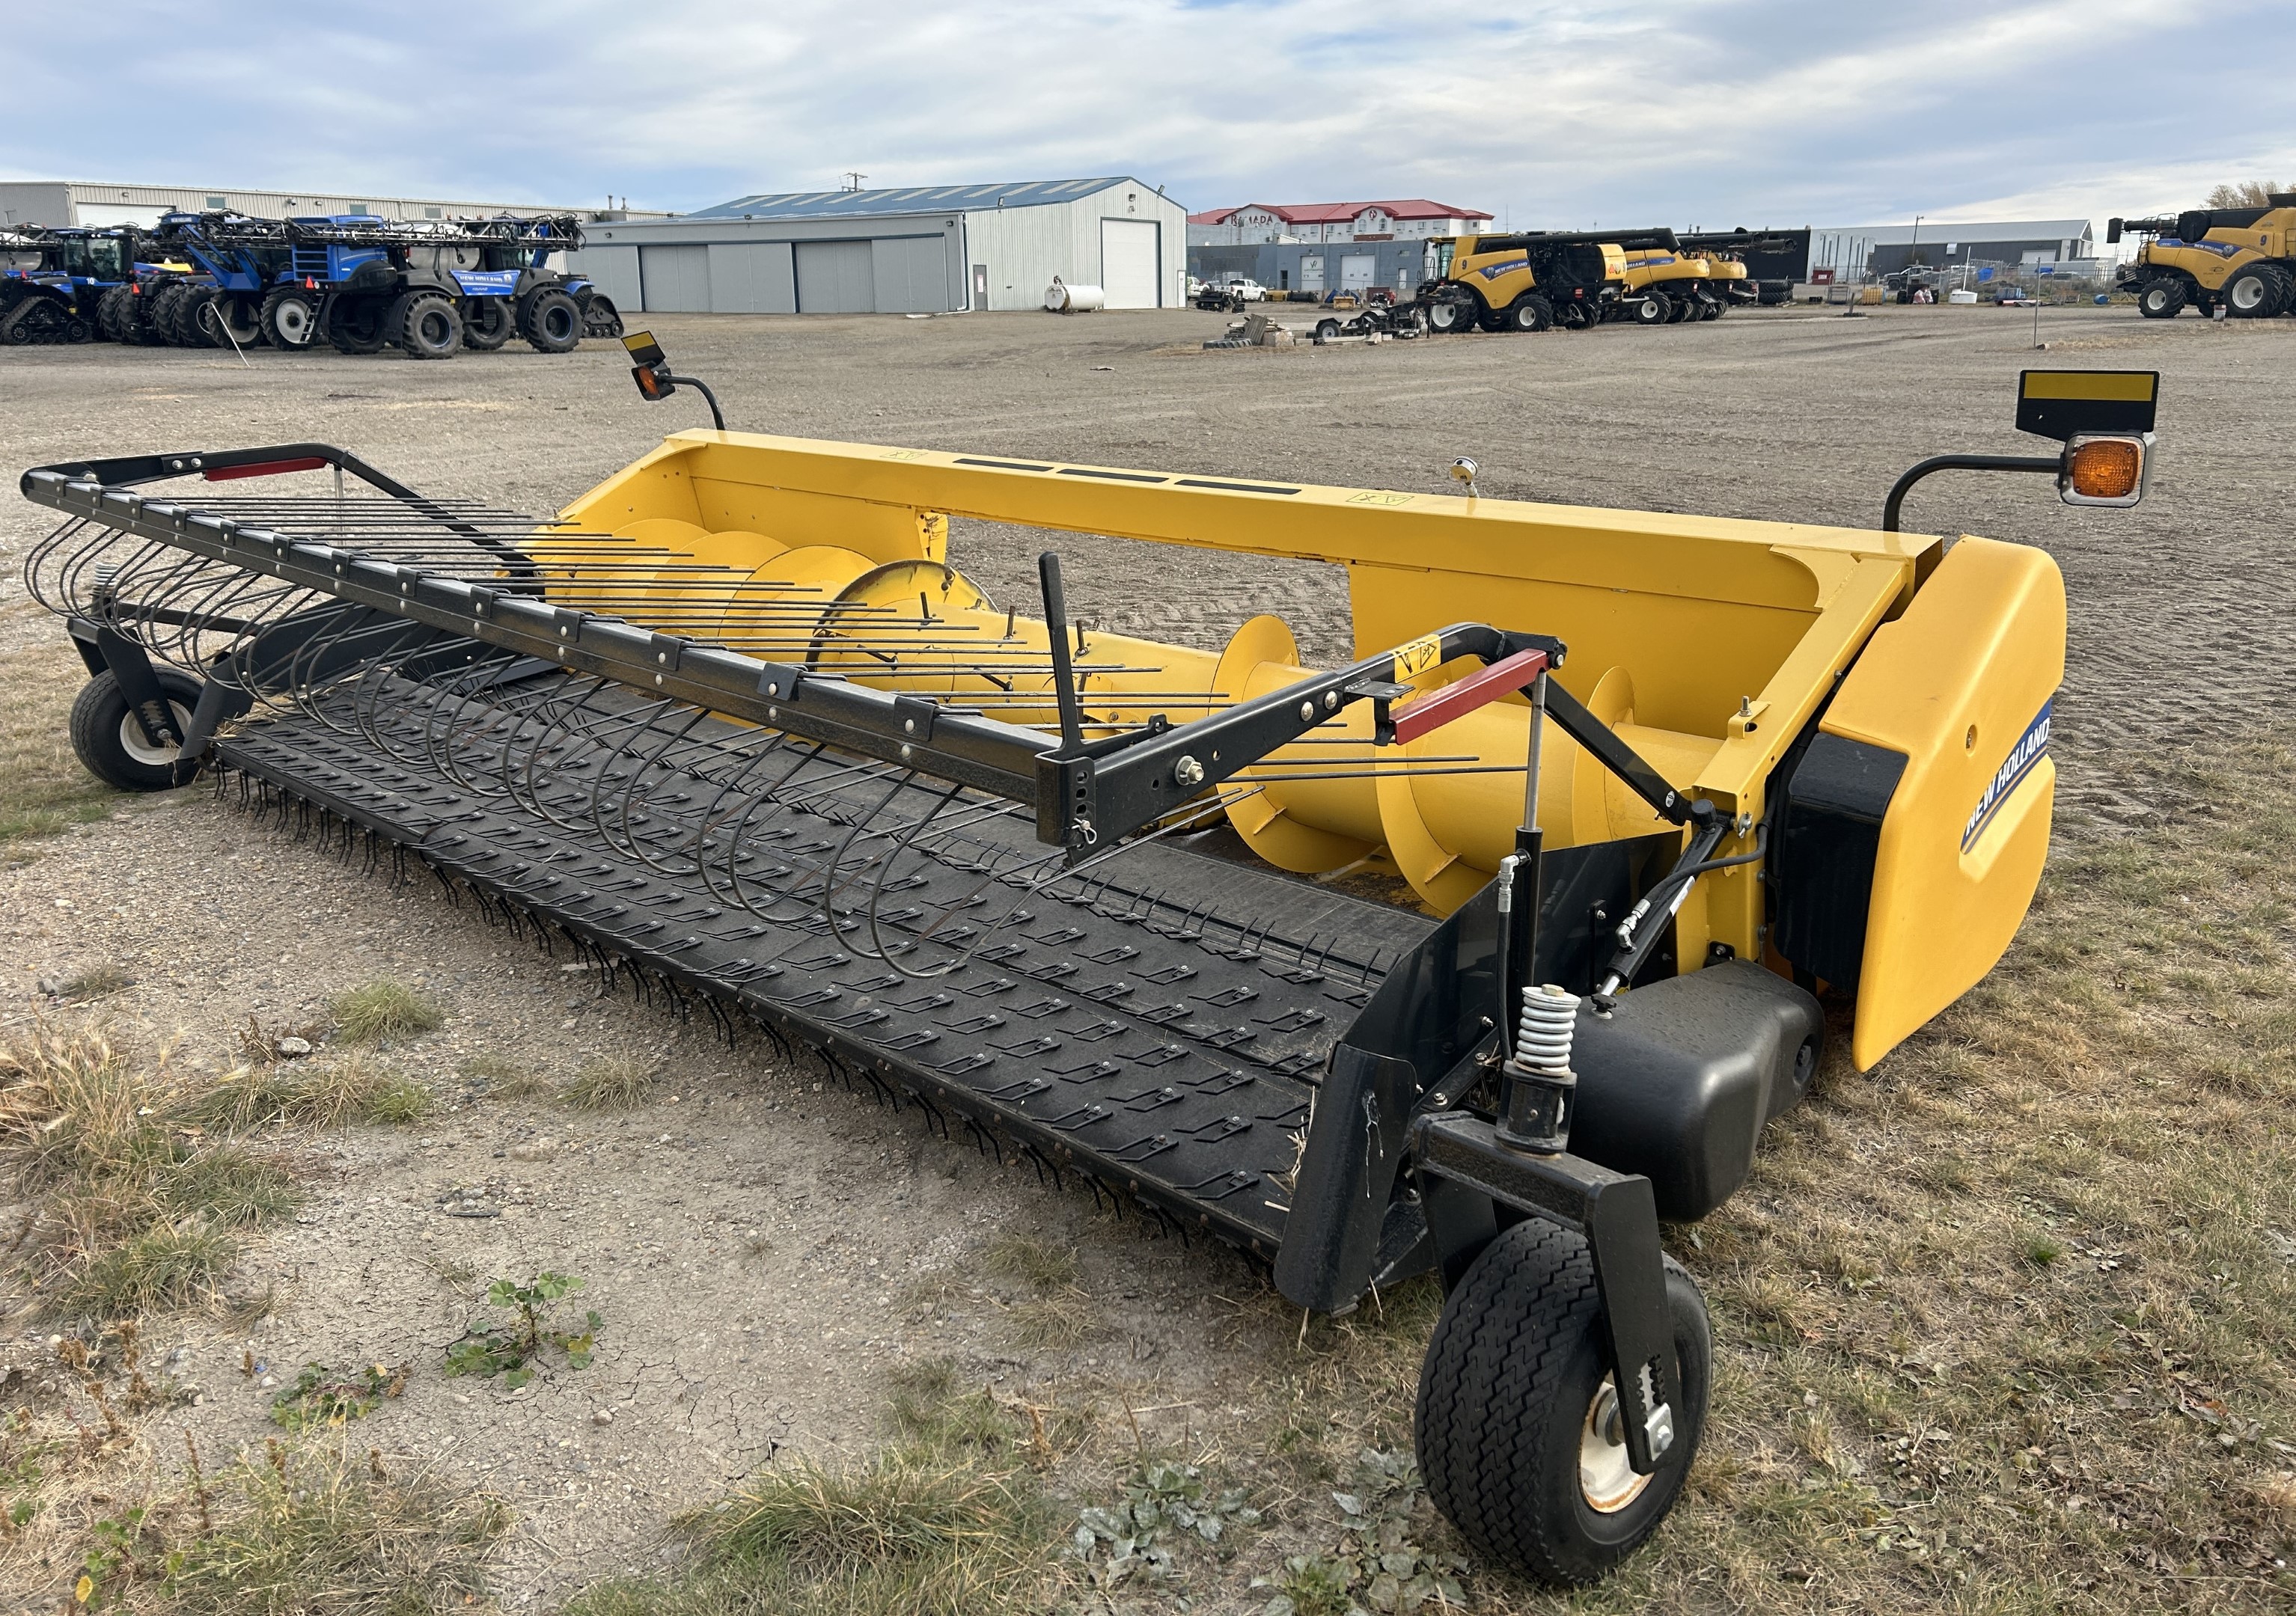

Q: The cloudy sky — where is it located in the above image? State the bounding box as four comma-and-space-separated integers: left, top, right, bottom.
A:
3, 0, 2288, 230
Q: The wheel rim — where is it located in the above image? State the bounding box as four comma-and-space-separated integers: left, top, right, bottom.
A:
418, 308, 454, 346
2231, 278, 2262, 311
1578, 1377, 1652, 1514
275, 301, 312, 343
118, 702, 192, 768
544, 303, 576, 341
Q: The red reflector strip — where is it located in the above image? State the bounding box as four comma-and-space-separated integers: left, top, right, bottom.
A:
204, 456, 328, 482
1390, 648, 1550, 745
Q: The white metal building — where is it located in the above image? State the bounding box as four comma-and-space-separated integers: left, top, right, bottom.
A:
561, 178, 1188, 316
0, 179, 656, 230
1807, 219, 2097, 279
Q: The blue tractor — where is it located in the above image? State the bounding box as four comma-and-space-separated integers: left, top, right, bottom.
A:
144, 212, 290, 347
0, 227, 135, 344
265, 212, 622, 358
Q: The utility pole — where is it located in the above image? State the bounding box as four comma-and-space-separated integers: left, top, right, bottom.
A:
841, 172, 867, 192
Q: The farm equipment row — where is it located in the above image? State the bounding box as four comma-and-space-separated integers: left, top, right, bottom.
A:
18, 341, 2158, 1585
1418, 227, 1759, 334
1, 212, 620, 356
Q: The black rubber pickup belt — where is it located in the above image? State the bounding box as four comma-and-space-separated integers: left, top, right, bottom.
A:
216, 670, 1435, 1256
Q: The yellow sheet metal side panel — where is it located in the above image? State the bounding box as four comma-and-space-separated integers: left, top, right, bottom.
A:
597, 432, 1932, 598
1822, 537, 2066, 1070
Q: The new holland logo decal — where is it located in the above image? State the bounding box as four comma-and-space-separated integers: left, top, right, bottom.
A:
1962, 700, 2052, 852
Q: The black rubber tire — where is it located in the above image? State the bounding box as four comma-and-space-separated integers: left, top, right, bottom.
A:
1664, 293, 1693, 323
2136, 278, 2187, 319
1, 304, 35, 345
1505, 293, 1554, 332
2263, 264, 2296, 317
2221, 263, 2283, 318
144, 284, 189, 345
64, 316, 91, 343
68, 670, 202, 793
1416, 1222, 1710, 1588
326, 295, 391, 354
261, 287, 319, 349
1557, 299, 1595, 330
173, 287, 222, 347
1314, 317, 1342, 343
97, 285, 134, 343
461, 296, 513, 350
1632, 296, 1668, 326
392, 291, 462, 359
1426, 296, 1477, 334
1697, 298, 1722, 321
519, 287, 581, 353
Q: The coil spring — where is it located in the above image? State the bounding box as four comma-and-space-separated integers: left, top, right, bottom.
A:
1514, 983, 1581, 1073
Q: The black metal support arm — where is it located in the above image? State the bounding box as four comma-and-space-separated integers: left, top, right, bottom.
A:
1881, 453, 2060, 532
1040, 622, 1568, 857
1413, 1112, 1683, 1475
662, 375, 726, 432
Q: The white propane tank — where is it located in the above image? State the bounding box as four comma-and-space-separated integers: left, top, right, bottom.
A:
1045, 277, 1107, 313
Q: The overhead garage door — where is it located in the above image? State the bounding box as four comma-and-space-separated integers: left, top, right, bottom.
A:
638, 245, 710, 312
567, 244, 641, 313
872, 236, 949, 313
1101, 218, 1159, 308
1340, 254, 1376, 292
795, 240, 874, 313
706, 242, 796, 313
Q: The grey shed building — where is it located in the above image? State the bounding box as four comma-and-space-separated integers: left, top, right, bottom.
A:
562, 178, 1187, 316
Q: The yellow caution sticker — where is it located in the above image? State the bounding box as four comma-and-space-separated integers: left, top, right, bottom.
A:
1346, 490, 1414, 506
881, 449, 927, 461
1392, 633, 1443, 679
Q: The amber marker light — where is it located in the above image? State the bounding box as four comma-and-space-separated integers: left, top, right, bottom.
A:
2059, 433, 2149, 506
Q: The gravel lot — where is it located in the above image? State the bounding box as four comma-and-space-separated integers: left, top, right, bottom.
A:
0, 302, 2285, 1603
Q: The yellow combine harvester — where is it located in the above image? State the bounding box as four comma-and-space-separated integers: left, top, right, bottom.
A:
1420, 227, 1661, 331
1615, 245, 1751, 324
19, 349, 2158, 1585
2111, 194, 2296, 316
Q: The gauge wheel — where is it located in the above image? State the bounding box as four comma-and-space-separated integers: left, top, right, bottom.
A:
1416, 1219, 1710, 1587
69, 670, 203, 792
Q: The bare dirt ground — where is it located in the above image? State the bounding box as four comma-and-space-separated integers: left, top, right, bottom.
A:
0, 303, 2290, 1613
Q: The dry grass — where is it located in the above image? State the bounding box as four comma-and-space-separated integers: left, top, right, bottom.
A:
563, 1056, 656, 1112
0, 643, 123, 859
329, 979, 443, 1046
159, 1439, 511, 1614
185, 1050, 430, 1133
1257, 734, 2296, 1614
59, 962, 135, 1000
0, 1024, 300, 1319
981, 1232, 1079, 1293
570, 1366, 1060, 1616
461, 1052, 554, 1101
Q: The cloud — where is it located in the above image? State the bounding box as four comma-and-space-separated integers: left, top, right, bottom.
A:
0, 0, 2285, 230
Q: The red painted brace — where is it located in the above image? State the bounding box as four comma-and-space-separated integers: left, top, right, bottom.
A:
1389, 647, 1550, 744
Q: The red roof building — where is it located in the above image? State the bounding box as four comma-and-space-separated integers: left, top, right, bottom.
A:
1187, 199, 1494, 245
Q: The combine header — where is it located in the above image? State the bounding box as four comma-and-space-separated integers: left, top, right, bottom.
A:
18, 347, 2159, 1584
